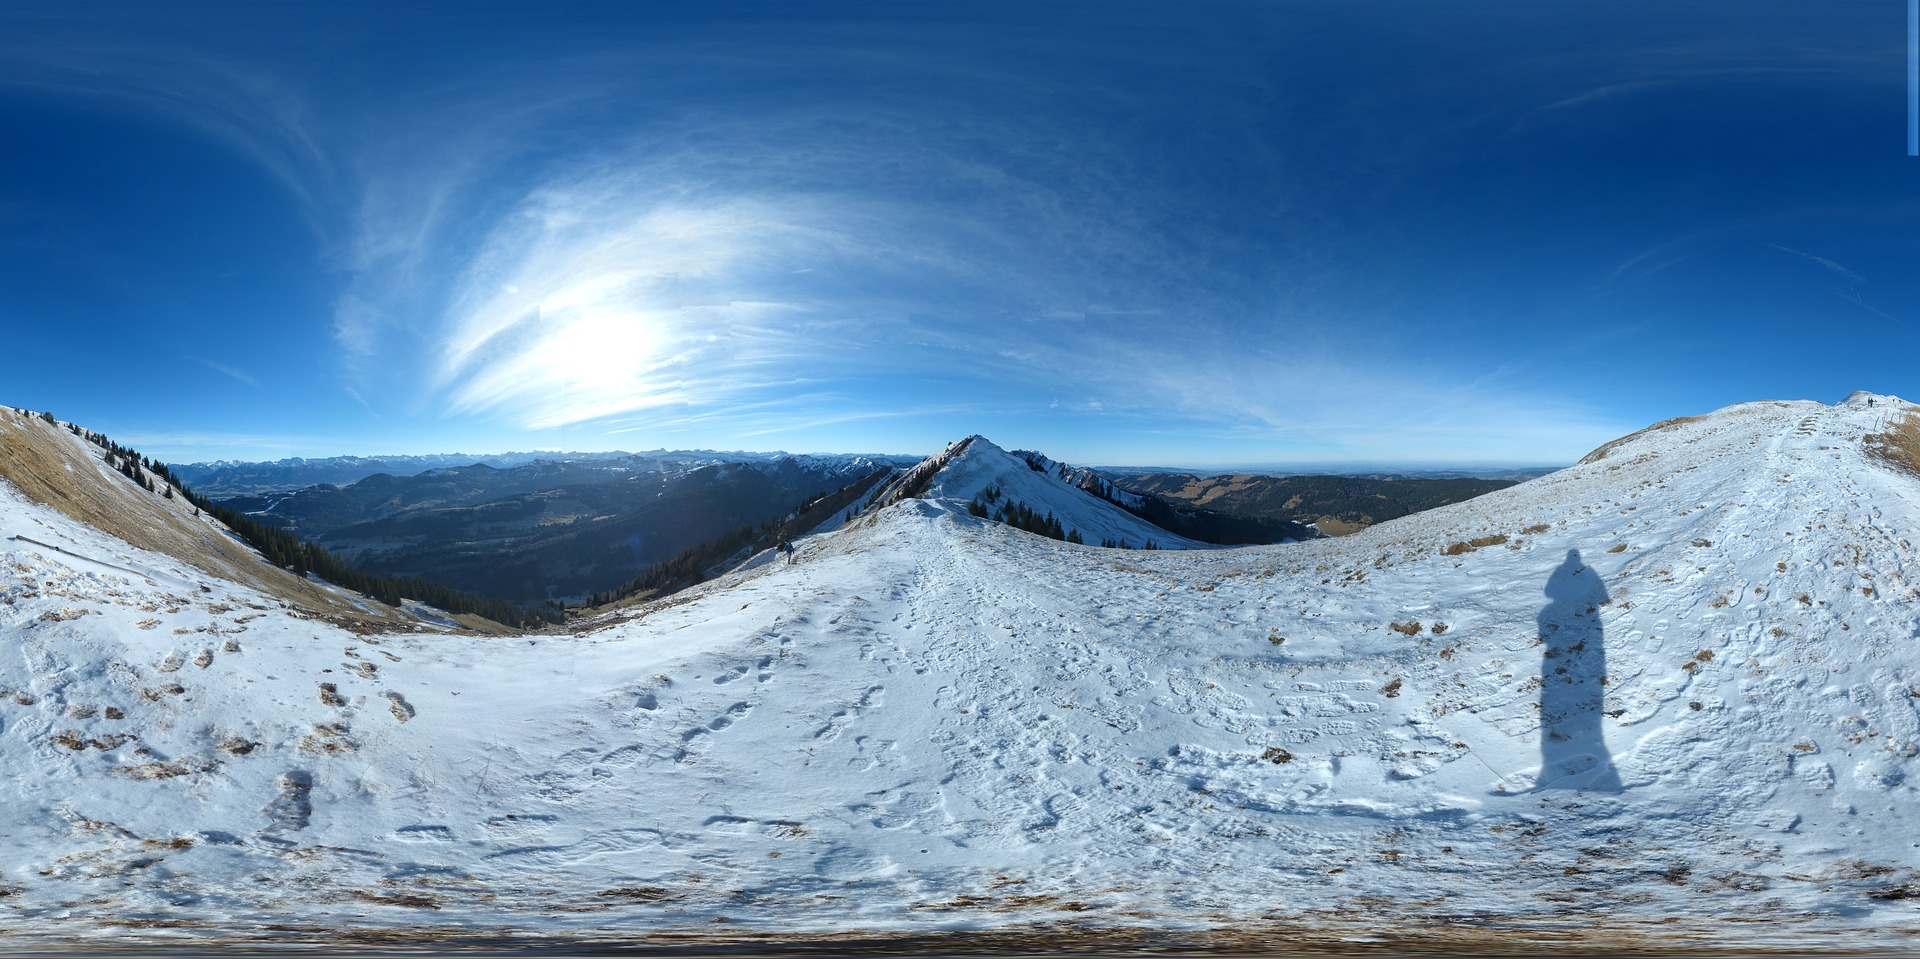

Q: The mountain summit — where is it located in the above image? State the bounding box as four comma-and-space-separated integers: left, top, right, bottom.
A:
886, 434, 1205, 548
1, 396, 1918, 949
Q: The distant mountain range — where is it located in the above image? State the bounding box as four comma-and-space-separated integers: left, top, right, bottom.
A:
172, 449, 916, 497
215, 453, 917, 604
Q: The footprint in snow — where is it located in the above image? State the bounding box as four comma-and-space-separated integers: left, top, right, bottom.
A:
261, 770, 313, 833
382, 691, 415, 723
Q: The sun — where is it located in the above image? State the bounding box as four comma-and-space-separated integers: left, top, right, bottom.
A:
543, 305, 661, 393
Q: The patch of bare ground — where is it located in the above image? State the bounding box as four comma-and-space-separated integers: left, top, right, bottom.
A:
910, 891, 1098, 913
83, 917, 1894, 955
1866, 412, 1920, 477
216, 736, 262, 755
0, 409, 424, 634
1313, 515, 1367, 536
1442, 533, 1509, 556
298, 722, 356, 754
1579, 415, 1706, 465
115, 756, 219, 780
596, 885, 683, 902
349, 889, 443, 910
1183, 475, 1262, 507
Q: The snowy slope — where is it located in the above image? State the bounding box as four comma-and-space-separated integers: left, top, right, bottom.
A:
910, 435, 1204, 549
1010, 448, 1152, 510
0, 409, 432, 632
2, 396, 1920, 950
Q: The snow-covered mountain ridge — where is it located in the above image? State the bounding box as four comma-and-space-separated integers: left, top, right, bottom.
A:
1010, 447, 1150, 510
2, 395, 1920, 949
896, 435, 1202, 549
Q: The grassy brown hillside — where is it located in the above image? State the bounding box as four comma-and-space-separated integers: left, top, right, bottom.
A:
0, 408, 456, 634
1867, 411, 1920, 477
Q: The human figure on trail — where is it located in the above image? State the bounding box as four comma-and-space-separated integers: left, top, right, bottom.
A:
1537, 548, 1622, 791
779, 537, 795, 565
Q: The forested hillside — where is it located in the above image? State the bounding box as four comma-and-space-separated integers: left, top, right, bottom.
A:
1112, 472, 1522, 535
222, 456, 911, 603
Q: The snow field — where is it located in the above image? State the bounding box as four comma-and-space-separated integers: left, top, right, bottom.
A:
0, 395, 1917, 949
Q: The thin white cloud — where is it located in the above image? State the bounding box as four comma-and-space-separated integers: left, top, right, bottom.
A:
316, 33, 1230, 435
189, 357, 261, 388
1767, 245, 1903, 326
1007, 332, 1635, 465
1839, 286, 1904, 327
330, 295, 381, 363
0, 37, 338, 233
432, 188, 873, 431
732, 406, 975, 440
1767, 243, 1866, 284
1602, 230, 1715, 288
1509, 66, 1851, 140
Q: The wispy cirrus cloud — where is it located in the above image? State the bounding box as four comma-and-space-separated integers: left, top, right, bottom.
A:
0, 25, 339, 232
1768, 244, 1903, 327
189, 357, 260, 388
329, 57, 1230, 438
1767, 243, 1865, 284
431, 190, 889, 431
1010, 332, 1634, 465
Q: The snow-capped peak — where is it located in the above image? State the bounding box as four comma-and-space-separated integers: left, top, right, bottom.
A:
867, 435, 1196, 549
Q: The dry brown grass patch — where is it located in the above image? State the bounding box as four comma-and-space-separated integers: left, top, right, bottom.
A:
0, 409, 421, 633
116, 757, 218, 780
350, 889, 442, 910
596, 886, 682, 902
1866, 412, 1920, 477
1578, 414, 1705, 464
1313, 516, 1366, 536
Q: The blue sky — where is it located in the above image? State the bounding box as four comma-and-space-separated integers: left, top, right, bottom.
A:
0, 1, 1913, 468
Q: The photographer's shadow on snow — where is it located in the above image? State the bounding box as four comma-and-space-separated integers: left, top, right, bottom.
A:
1535, 548, 1622, 791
